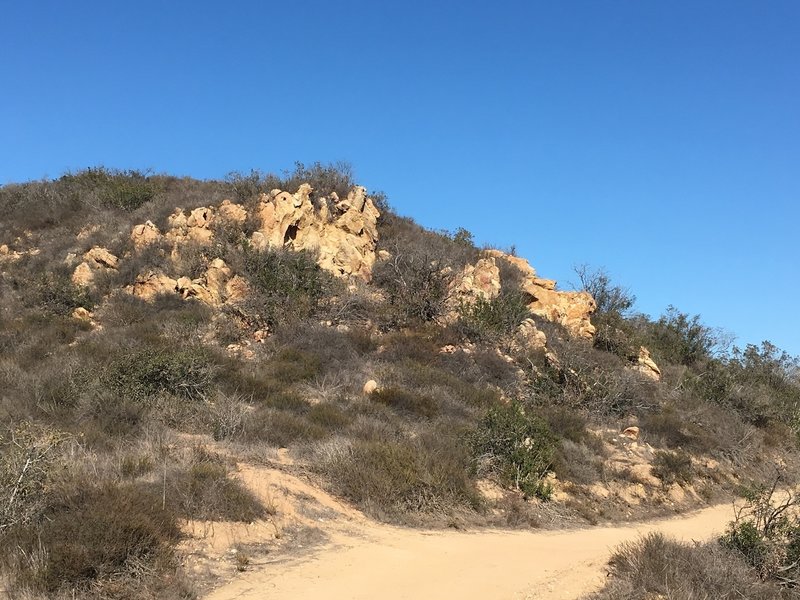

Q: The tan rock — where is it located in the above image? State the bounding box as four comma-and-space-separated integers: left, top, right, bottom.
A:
128, 271, 178, 301
72, 247, 119, 286
252, 184, 380, 280
84, 246, 119, 270
484, 250, 597, 338
633, 346, 661, 381
0, 244, 8, 255
515, 318, 548, 351
71, 262, 95, 286
448, 257, 502, 313
363, 380, 379, 395
131, 221, 161, 248
217, 199, 247, 225
71, 307, 93, 321
621, 426, 640, 440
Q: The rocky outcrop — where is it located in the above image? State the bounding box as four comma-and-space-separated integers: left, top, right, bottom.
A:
486, 250, 596, 339
447, 257, 502, 312
633, 346, 661, 381
71, 247, 119, 286
515, 318, 548, 352
127, 271, 178, 301
251, 184, 380, 280
175, 259, 249, 307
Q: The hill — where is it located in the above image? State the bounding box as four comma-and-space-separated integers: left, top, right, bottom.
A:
1, 164, 799, 599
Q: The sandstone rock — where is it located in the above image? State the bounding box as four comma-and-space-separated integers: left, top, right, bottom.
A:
84, 247, 119, 270
447, 257, 502, 314
252, 184, 380, 280
71, 247, 119, 286
71, 262, 96, 286
633, 346, 661, 381
0, 244, 8, 255
71, 307, 93, 321
515, 318, 548, 352
128, 271, 178, 301
131, 221, 161, 248
621, 426, 640, 440
465, 250, 597, 338
363, 380, 379, 394
217, 199, 247, 225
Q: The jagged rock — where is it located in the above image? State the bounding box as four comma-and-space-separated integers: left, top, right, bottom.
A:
621, 426, 640, 440
84, 247, 119, 270
448, 257, 502, 314
128, 271, 178, 301
71, 307, 93, 321
486, 250, 596, 338
252, 184, 380, 280
515, 318, 548, 352
633, 346, 661, 381
173, 258, 247, 306
71, 247, 119, 286
131, 221, 161, 248
217, 199, 247, 225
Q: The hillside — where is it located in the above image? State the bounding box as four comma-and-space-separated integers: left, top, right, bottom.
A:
1, 164, 799, 599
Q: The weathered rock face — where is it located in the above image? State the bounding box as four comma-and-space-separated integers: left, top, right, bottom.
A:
515, 318, 548, 352
72, 247, 119, 286
447, 257, 502, 313
251, 184, 380, 280
482, 250, 596, 339
633, 346, 661, 381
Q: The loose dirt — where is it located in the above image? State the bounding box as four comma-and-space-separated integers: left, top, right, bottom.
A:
204, 499, 738, 600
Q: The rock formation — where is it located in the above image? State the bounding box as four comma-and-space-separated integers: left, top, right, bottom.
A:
251, 184, 380, 280
71, 247, 119, 286
486, 250, 596, 339
451, 250, 596, 342
633, 346, 661, 381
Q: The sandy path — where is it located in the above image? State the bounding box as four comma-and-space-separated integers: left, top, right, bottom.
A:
205, 500, 738, 600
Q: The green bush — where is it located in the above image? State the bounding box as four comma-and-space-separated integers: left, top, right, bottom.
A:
590, 532, 783, 600
170, 449, 265, 522
373, 251, 451, 326
457, 290, 530, 342
23, 271, 95, 316
60, 167, 157, 211
651, 449, 694, 485
103, 345, 217, 403
241, 247, 331, 328
472, 402, 556, 499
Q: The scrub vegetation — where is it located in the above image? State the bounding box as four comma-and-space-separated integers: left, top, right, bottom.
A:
1, 163, 798, 599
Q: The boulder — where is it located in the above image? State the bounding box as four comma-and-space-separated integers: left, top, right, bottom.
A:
128, 271, 178, 301
633, 346, 661, 381
363, 380, 379, 394
71, 247, 119, 286
130, 221, 161, 248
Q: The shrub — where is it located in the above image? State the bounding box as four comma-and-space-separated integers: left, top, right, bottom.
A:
240, 247, 332, 328
321, 432, 481, 520
3, 482, 182, 595
371, 387, 438, 419
22, 271, 95, 316
590, 532, 784, 600
169, 449, 265, 522
645, 306, 728, 367
60, 167, 157, 211
103, 345, 217, 403
457, 289, 530, 343
472, 402, 556, 499
720, 479, 800, 584
372, 251, 451, 326
240, 408, 327, 447
651, 449, 694, 485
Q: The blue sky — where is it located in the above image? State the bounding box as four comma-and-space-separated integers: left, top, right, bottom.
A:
2, 1, 798, 356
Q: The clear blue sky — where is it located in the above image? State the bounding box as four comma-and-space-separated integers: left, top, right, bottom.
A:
2, 1, 798, 356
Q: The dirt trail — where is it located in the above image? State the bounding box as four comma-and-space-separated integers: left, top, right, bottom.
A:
204, 500, 738, 600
